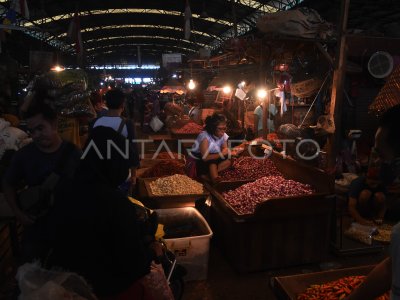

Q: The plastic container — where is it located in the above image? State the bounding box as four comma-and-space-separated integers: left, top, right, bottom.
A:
155, 207, 213, 281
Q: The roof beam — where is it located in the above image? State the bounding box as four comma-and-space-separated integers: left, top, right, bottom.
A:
27, 8, 232, 27
87, 43, 197, 54
83, 35, 207, 49
57, 24, 221, 42
0, 5, 75, 53
267, 0, 304, 11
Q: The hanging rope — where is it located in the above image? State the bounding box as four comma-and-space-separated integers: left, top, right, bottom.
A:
298, 71, 331, 128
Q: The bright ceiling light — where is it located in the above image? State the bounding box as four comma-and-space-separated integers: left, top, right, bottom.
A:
51, 65, 65, 72
223, 85, 232, 94
257, 89, 267, 99
188, 79, 196, 90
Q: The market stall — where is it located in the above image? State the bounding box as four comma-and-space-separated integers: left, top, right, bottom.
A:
206, 150, 334, 272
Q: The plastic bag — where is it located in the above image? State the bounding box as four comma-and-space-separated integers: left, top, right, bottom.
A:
16, 262, 97, 300
344, 222, 378, 245
149, 115, 164, 132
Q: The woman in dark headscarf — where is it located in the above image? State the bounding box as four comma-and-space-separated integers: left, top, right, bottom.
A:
48, 126, 171, 299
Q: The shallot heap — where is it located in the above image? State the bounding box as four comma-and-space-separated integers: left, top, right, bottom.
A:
222, 175, 315, 215
219, 156, 281, 181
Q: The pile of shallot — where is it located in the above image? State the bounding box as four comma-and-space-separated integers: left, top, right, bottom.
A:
219, 156, 281, 181
222, 176, 315, 214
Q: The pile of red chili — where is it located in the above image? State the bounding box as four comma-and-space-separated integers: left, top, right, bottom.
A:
141, 160, 185, 178
297, 276, 390, 300
173, 122, 203, 134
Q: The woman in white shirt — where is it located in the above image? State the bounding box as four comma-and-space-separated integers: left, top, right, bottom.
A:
191, 113, 240, 183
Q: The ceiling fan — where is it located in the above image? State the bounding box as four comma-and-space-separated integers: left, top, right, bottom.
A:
368, 51, 394, 79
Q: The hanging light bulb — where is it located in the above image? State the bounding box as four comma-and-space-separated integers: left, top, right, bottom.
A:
257, 89, 267, 99
223, 85, 232, 94
51, 65, 65, 72
188, 79, 196, 90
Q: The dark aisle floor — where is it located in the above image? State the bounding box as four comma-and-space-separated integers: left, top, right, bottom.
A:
0, 238, 390, 300
182, 240, 388, 300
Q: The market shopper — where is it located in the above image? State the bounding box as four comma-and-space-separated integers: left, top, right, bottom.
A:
253, 99, 264, 137
346, 104, 400, 300
222, 100, 244, 142
2, 97, 81, 262
190, 113, 242, 183
90, 88, 140, 194
47, 126, 173, 300
90, 91, 108, 117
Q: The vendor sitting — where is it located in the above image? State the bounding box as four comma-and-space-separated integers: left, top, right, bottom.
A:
348, 146, 398, 226
190, 113, 241, 183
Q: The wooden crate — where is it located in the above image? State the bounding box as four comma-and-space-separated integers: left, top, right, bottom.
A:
207, 151, 335, 272
272, 265, 375, 300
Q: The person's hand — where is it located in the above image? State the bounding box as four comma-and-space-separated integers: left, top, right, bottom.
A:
149, 241, 164, 264
232, 146, 244, 156
15, 210, 35, 226
150, 241, 164, 257
221, 148, 229, 156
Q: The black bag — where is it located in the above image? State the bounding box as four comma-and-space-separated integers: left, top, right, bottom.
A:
17, 143, 75, 218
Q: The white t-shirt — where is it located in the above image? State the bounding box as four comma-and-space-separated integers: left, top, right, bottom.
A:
192, 131, 229, 154
254, 105, 263, 131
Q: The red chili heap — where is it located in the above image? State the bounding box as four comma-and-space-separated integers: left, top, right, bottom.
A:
222, 176, 314, 215
297, 276, 390, 300
219, 156, 282, 181
174, 122, 203, 134
141, 160, 185, 178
